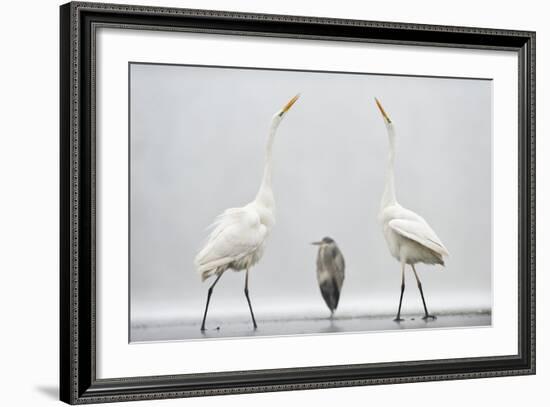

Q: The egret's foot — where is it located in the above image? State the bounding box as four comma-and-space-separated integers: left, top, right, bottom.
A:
422, 314, 437, 320
393, 317, 405, 322
200, 327, 206, 332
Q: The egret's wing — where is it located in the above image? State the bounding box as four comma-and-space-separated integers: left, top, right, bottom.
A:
195, 207, 265, 273
389, 218, 449, 257
203, 207, 246, 245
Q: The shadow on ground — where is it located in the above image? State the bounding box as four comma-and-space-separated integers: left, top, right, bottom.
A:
35, 385, 58, 400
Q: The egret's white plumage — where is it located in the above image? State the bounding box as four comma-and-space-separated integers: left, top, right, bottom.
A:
195, 204, 269, 281
375, 98, 449, 320
380, 207, 449, 266
195, 94, 300, 331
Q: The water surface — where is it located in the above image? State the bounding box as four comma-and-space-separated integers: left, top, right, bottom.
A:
131, 311, 491, 343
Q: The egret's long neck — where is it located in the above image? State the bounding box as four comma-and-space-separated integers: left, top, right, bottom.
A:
255, 116, 280, 208
381, 123, 397, 210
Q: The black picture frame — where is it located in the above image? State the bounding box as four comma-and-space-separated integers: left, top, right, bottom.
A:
60, 1, 536, 404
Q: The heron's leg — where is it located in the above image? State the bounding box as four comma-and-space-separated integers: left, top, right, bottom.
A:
244, 268, 258, 329
412, 265, 436, 320
394, 263, 406, 322
200, 273, 223, 331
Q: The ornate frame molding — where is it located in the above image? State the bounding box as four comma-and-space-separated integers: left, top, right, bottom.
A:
60, 2, 535, 404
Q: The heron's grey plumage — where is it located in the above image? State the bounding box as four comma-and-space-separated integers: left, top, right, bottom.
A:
314, 237, 345, 315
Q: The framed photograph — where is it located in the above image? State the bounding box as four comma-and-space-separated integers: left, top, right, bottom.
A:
60, 1, 535, 404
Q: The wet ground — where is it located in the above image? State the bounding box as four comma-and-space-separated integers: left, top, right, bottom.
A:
131, 311, 491, 343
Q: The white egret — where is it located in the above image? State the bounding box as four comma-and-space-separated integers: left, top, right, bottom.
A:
311, 237, 345, 317
375, 98, 449, 321
195, 94, 300, 331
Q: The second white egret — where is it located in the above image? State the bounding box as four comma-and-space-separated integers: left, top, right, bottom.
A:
375, 98, 449, 321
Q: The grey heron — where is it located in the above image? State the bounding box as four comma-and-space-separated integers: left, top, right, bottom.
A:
311, 237, 345, 317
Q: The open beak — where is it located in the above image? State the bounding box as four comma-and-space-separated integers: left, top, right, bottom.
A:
311, 241, 323, 246
375, 97, 392, 124
280, 94, 300, 116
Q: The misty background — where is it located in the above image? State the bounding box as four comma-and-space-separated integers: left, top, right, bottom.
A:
129, 63, 492, 339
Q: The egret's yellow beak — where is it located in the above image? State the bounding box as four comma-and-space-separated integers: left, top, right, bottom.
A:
281, 94, 300, 114
375, 97, 392, 124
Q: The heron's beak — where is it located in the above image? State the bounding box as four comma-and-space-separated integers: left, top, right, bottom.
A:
311, 241, 323, 246
375, 97, 392, 124
279, 94, 300, 116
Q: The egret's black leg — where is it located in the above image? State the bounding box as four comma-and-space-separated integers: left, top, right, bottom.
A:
412, 265, 436, 320
244, 269, 258, 329
394, 264, 405, 322
394, 283, 405, 321
201, 273, 223, 331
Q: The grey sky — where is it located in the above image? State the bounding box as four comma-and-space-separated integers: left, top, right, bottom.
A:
129, 63, 492, 329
